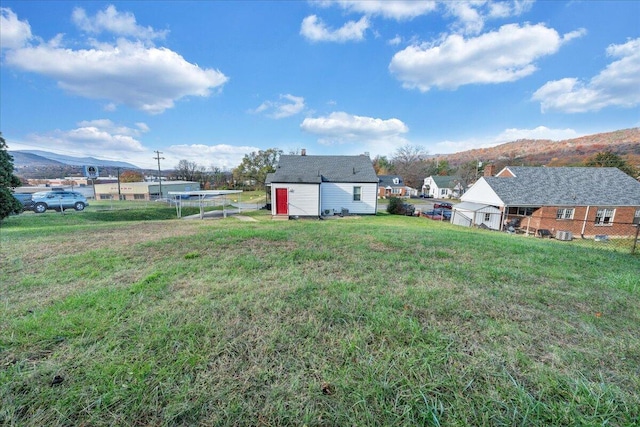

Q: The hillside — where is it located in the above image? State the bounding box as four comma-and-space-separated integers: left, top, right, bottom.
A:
437, 127, 640, 168
10, 150, 143, 180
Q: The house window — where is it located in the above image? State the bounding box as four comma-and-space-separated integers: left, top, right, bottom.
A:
440, 189, 447, 196
634, 209, 640, 225
99, 194, 111, 200
353, 186, 362, 201
514, 207, 535, 216
595, 208, 615, 226
134, 194, 145, 200
484, 213, 491, 222
392, 188, 402, 194
556, 208, 574, 219
393, 178, 400, 185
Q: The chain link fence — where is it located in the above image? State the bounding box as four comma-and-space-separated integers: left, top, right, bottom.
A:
450, 209, 640, 255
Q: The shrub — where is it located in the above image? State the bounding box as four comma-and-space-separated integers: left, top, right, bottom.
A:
387, 197, 403, 215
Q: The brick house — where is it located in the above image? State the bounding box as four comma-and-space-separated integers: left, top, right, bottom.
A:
378, 175, 409, 198
457, 166, 640, 238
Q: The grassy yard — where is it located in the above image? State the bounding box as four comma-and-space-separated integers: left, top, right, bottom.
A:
1, 207, 638, 426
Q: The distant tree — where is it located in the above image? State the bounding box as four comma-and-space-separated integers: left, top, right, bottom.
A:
233, 148, 282, 190
391, 145, 429, 189
372, 155, 393, 175
174, 160, 200, 181
456, 160, 481, 189
209, 166, 230, 189
120, 170, 145, 182
0, 133, 23, 220
585, 150, 637, 177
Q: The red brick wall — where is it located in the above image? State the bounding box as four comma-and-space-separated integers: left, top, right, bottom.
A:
523, 206, 639, 237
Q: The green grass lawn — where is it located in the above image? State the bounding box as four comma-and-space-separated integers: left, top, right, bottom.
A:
1, 208, 638, 426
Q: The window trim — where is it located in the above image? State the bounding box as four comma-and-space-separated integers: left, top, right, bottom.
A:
594, 208, 615, 226
556, 208, 574, 220
353, 186, 362, 202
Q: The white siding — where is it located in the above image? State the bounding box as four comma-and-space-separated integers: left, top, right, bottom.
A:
452, 203, 502, 230
320, 182, 377, 214
461, 179, 504, 206
271, 183, 320, 216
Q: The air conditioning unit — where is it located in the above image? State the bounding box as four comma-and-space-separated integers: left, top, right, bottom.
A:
323, 209, 332, 216
556, 230, 573, 241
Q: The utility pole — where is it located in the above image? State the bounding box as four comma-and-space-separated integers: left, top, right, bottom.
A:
116, 167, 121, 200
153, 151, 165, 199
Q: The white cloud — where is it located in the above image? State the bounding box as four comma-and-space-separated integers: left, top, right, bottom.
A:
324, 0, 438, 20
72, 5, 168, 40
0, 8, 33, 49
431, 125, 581, 153
444, 1, 484, 35
389, 23, 580, 91
301, 111, 409, 154
493, 126, 579, 142
165, 144, 260, 170
300, 15, 369, 42
314, 1, 533, 33
12, 120, 148, 164
2, 7, 227, 114
388, 35, 402, 46
532, 37, 640, 113
5, 38, 228, 114
251, 94, 305, 119
445, 0, 534, 35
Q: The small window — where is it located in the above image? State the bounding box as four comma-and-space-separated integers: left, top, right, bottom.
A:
134, 194, 145, 200
556, 208, 574, 219
484, 213, 491, 222
353, 186, 362, 201
634, 209, 640, 225
595, 208, 615, 226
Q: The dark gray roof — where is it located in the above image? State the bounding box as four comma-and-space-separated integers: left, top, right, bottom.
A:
378, 175, 404, 187
485, 166, 640, 206
270, 155, 379, 184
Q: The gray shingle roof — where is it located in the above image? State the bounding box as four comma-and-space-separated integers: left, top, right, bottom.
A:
486, 166, 640, 206
270, 155, 378, 184
429, 176, 461, 188
378, 175, 404, 187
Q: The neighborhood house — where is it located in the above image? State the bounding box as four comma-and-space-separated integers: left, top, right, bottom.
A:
453, 166, 640, 238
266, 153, 378, 218
422, 175, 464, 198
378, 175, 413, 198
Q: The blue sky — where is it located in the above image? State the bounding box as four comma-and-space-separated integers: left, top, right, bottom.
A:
1, 1, 639, 170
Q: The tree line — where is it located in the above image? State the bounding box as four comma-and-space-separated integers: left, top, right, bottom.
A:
1, 133, 638, 222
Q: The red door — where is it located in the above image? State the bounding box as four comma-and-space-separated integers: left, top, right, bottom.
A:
275, 188, 288, 214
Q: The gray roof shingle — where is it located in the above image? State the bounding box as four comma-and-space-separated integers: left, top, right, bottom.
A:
270, 155, 378, 184
486, 166, 640, 206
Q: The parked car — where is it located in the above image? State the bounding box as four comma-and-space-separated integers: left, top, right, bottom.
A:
12, 193, 34, 211
433, 202, 453, 209
422, 208, 452, 220
398, 203, 416, 216
31, 191, 89, 213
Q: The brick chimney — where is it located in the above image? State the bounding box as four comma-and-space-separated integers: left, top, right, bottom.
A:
301, 148, 306, 156
484, 164, 496, 177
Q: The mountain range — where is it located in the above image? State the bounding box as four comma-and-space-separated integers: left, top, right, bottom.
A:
435, 127, 640, 168
9, 127, 640, 179
9, 150, 140, 169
